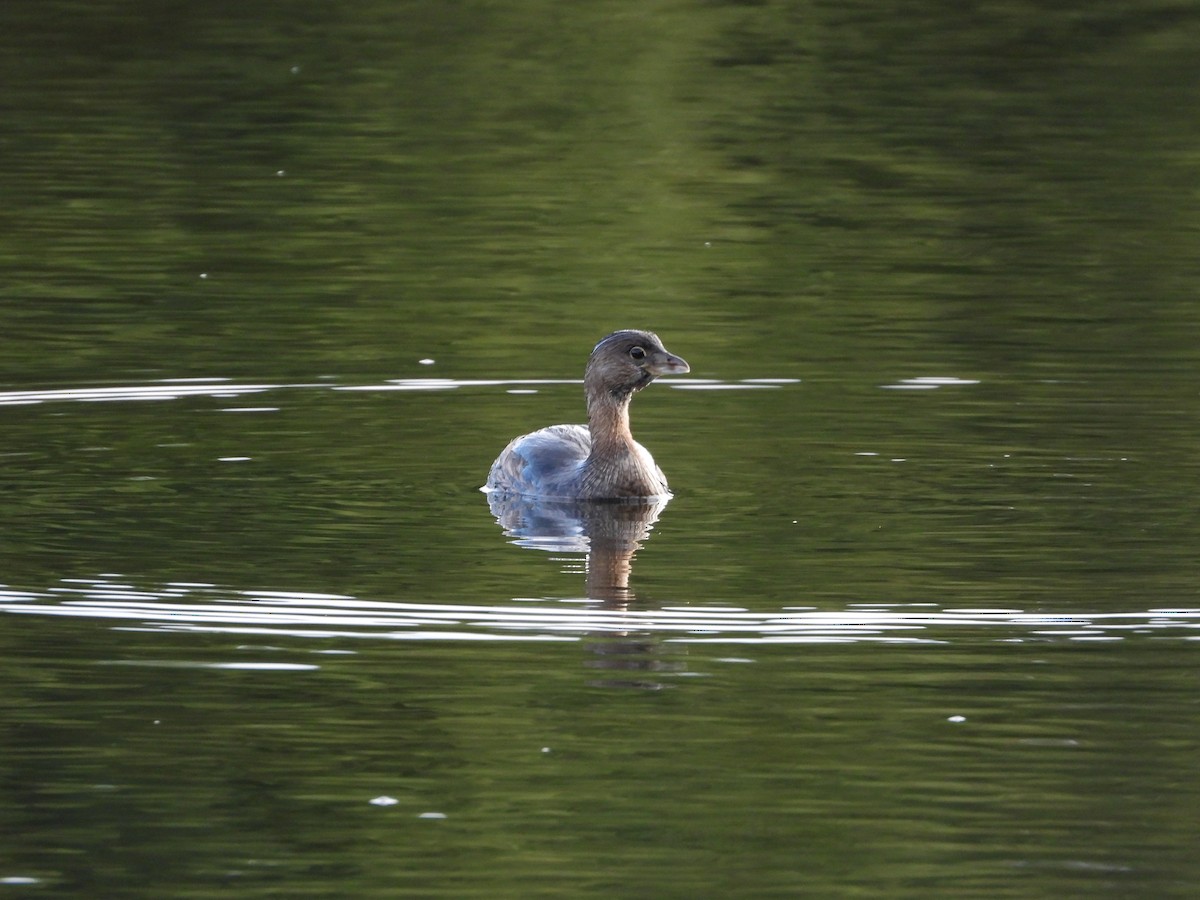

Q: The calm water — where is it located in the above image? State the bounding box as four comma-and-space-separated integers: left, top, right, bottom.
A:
4, 1, 1200, 897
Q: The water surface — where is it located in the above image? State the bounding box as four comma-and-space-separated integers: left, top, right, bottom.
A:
3, 1, 1200, 897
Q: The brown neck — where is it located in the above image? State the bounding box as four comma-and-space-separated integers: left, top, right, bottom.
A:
585, 386, 634, 454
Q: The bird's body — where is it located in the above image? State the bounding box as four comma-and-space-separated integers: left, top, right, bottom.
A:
485, 330, 689, 500
488, 422, 667, 499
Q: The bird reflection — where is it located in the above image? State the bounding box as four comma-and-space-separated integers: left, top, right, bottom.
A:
485, 491, 684, 688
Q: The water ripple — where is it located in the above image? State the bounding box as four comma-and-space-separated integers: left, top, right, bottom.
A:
0, 376, 799, 406
3, 578, 1198, 646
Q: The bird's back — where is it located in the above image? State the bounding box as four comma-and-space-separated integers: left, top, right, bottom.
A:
485, 424, 591, 497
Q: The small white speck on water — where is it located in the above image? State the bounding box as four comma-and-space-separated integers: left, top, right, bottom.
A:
368, 796, 399, 807
948, 715, 967, 723
419, 358, 435, 366
418, 811, 447, 820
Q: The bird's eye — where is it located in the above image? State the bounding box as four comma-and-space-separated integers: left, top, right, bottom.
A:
629, 346, 646, 361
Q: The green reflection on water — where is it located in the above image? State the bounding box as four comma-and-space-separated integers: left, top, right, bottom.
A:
3, 0, 1200, 896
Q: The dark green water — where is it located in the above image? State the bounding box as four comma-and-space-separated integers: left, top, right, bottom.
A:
4, 1, 1200, 896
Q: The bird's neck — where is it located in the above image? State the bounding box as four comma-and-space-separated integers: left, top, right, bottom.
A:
586, 390, 634, 453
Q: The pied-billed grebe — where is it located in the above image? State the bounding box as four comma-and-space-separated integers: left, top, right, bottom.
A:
485, 330, 689, 500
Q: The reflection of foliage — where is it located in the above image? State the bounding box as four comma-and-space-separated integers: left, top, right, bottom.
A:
0, 0, 1198, 601
1, 1, 1198, 380
1, 8, 1200, 893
